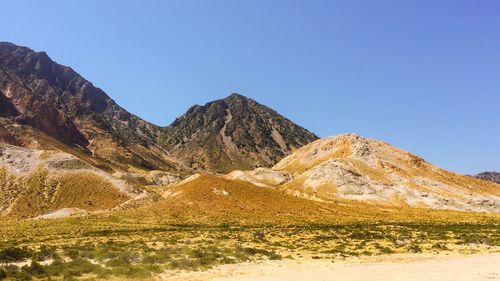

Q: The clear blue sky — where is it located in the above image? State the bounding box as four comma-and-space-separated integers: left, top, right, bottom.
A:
1, 0, 499, 174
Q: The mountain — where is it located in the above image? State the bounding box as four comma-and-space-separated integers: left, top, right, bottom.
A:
229, 134, 500, 213
0, 42, 318, 175
0, 42, 183, 174
2, 41, 497, 220
159, 93, 318, 173
474, 171, 500, 184
0, 42, 321, 219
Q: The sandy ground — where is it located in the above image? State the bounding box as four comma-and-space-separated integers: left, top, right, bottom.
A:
159, 253, 500, 281
33, 207, 90, 219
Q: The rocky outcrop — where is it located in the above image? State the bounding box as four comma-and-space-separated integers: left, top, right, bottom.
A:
225, 168, 292, 187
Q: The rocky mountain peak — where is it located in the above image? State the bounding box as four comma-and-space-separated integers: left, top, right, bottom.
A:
226, 92, 247, 100
160, 94, 318, 173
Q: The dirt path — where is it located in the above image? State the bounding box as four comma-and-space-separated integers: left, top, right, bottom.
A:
160, 253, 500, 281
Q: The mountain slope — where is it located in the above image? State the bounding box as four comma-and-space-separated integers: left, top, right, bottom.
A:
229, 134, 500, 213
474, 171, 500, 184
0, 144, 151, 219
277, 134, 500, 212
141, 173, 497, 224
0, 42, 183, 174
159, 93, 318, 173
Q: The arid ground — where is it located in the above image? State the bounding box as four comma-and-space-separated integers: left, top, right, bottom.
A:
161, 253, 500, 281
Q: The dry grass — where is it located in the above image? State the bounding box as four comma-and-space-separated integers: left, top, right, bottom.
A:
139, 174, 500, 226
348, 159, 393, 185
275, 137, 354, 174
0, 215, 498, 280
0, 168, 129, 218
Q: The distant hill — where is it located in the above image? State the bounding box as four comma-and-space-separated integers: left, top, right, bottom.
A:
473, 171, 500, 184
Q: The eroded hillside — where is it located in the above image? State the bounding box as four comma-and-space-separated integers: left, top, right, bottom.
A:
0, 144, 151, 218
229, 134, 500, 213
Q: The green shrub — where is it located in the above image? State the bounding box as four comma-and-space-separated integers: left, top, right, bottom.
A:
61, 258, 100, 277
44, 259, 64, 276
431, 243, 449, 250
408, 243, 422, 253
1, 265, 32, 281
64, 249, 79, 260
0, 268, 6, 280
105, 258, 129, 268
110, 264, 152, 279
169, 258, 198, 270
32, 245, 58, 261
0, 247, 31, 263
23, 262, 45, 277
253, 230, 266, 241
11, 271, 32, 281
460, 234, 493, 245
142, 255, 161, 264
191, 249, 220, 266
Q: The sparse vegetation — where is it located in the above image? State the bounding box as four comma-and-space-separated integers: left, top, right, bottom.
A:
0, 167, 129, 219
0, 218, 498, 280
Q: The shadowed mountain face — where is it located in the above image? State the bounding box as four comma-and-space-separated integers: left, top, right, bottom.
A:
159, 94, 318, 173
474, 172, 500, 184
0, 42, 181, 173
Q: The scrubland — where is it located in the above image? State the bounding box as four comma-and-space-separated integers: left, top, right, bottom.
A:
0, 210, 498, 280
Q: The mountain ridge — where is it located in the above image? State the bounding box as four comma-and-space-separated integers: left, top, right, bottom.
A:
0, 41, 318, 176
